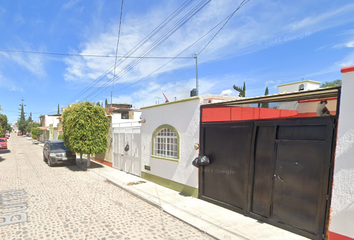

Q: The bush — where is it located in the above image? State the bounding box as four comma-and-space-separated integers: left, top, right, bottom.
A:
58, 134, 64, 140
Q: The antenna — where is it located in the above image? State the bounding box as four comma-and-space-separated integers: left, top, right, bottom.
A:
162, 92, 169, 102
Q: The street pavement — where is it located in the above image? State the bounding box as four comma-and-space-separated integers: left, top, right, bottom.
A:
0, 134, 214, 240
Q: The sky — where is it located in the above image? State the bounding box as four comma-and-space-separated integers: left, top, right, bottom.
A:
1, 0, 354, 124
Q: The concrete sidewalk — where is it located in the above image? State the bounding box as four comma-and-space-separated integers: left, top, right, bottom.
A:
76, 158, 310, 240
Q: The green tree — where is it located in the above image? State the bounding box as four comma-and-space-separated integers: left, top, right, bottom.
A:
233, 82, 246, 97
57, 104, 60, 114
31, 126, 43, 140
0, 114, 8, 137
27, 113, 33, 123
26, 122, 40, 135
7, 123, 12, 132
18, 103, 28, 135
105, 98, 108, 108
320, 79, 342, 88
62, 101, 109, 167
261, 87, 269, 108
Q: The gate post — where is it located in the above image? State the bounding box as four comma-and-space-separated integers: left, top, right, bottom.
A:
329, 65, 354, 240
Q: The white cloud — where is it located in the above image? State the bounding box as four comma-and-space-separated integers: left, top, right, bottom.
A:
0, 71, 23, 92
335, 40, 354, 49
13, 14, 25, 25
221, 89, 234, 96
62, 0, 82, 10
63, 1, 354, 102
0, 6, 5, 15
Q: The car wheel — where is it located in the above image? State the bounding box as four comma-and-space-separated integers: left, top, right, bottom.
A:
47, 158, 52, 167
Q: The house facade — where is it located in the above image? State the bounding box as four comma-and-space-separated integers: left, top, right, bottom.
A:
139, 95, 239, 197
39, 114, 61, 142
140, 97, 201, 197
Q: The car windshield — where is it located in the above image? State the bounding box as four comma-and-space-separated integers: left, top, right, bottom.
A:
0, 139, 5, 142
50, 142, 67, 150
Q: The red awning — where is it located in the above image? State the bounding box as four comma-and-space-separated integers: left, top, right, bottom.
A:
39, 126, 49, 130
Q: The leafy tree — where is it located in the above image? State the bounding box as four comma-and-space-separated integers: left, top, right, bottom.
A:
27, 113, 33, 123
320, 79, 341, 88
57, 104, 60, 114
96, 101, 101, 106
58, 134, 64, 140
233, 82, 246, 97
62, 101, 109, 167
261, 87, 269, 108
7, 123, 12, 132
26, 122, 40, 135
105, 98, 108, 108
31, 126, 43, 140
18, 103, 28, 135
0, 114, 8, 137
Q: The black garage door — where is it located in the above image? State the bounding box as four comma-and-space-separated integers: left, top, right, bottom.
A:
199, 117, 336, 240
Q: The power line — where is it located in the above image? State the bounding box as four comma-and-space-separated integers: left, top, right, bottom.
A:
111, 0, 125, 112
85, 0, 211, 101
198, 0, 250, 55
65, 0, 198, 104
0, 48, 192, 59
85, 0, 208, 101
112, 0, 250, 94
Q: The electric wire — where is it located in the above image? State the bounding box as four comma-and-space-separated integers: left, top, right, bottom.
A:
65, 0, 196, 104
111, 0, 124, 94
84, 0, 211, 101
112, 0, 250, 93
198, 0, 250, 55
84, 0, 208, 101
0, 48, 191, 59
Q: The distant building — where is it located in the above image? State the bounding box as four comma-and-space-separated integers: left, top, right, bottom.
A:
277, 80, 321, 93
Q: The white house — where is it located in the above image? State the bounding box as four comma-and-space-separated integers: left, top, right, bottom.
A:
139, 94, 238, 197
277, 80, 321, 93
95, 106, 142, 169
39, 114, 61, 142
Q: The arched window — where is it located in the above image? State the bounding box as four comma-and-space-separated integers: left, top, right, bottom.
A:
152, 125, 180, 161
299, 84, 305, 91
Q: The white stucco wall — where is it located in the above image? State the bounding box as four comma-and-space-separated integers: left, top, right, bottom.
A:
141, 98, 200, 188
44, 115, 60, 127
330, 68, 354, 239
111, 111, 142, 126
278, 80, 320, 93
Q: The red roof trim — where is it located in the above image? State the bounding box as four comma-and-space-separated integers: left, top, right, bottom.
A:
341, 66, 354, 73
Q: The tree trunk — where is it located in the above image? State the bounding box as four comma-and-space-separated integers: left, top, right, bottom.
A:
87, 154, 91, 168
80, 153, 83, 164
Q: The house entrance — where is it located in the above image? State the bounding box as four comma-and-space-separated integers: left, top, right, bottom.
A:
200, 117, 336, 239
112, 124, 141, 177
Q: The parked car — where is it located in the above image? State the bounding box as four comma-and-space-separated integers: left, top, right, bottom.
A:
43, 140, 76, 166
0, 138, 7, 149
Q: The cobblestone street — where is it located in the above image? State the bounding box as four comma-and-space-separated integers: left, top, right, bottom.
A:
0, 134, 213, 240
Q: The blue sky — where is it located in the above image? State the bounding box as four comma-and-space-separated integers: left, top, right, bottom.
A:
1, 0, 354, 123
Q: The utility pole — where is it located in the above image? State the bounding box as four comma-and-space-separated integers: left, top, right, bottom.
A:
111, 90, 113, 114
194, 53, 199, 96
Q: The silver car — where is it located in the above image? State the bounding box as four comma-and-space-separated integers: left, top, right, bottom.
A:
43, 140, 76, 166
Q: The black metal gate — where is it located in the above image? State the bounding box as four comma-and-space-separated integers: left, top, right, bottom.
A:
199, 117, 336, 240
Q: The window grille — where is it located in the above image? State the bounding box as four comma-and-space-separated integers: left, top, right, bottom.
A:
154, 128, 178, 159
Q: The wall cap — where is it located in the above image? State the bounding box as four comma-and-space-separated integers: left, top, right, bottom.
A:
341, 66, 354, 73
